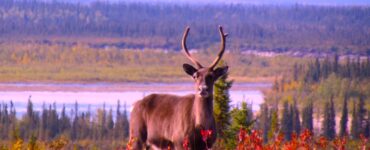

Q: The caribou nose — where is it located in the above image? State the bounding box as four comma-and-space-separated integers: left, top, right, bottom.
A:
198, 85, 209, 97
199, 85, 208, 91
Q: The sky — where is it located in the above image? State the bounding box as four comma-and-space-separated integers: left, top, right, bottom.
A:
70, 0, 370, 6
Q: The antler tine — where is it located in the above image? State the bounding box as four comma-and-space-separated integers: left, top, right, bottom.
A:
182, 26, 203, 68
209, 25, 227, 69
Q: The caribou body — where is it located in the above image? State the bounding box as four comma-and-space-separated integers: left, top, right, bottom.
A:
129, 26, 228, 150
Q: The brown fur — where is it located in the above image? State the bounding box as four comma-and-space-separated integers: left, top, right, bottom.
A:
130, 93, 217, 150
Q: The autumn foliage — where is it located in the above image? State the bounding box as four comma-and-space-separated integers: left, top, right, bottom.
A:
236, 129, 368, 150
124, 128, 369, 150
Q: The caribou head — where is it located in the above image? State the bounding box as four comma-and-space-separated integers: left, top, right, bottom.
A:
182, 26, 228, 98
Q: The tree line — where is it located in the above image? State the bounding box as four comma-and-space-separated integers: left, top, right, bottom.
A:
0, 96, 129, 149
0, 0, 369, 53
258, 96, 369, 142
260, 56, 370, 144
267, 55, 370, 109
298, 55, 370, 83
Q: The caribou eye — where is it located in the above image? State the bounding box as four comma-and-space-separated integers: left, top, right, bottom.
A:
192, 72, 198, 79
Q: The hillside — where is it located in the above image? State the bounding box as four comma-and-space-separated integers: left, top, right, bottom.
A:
0, 1, 370, 54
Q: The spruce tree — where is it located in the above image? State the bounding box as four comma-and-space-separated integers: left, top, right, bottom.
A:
47, 103, 59, 139
292, 100, 301, 134
314, 58, 321, 82
351, 100, 359, 139
122, 103, 130, 138
107, 107, 114, 139
259, 104, 270, 142
302, 100, 313, 132
0, 103, 9, 139
71, 101, 79, 140
78, 113, 86, 139
281, 101, 292, 141
230, 102, 252, 131
115, 100, 122, 139
59, 104, 70, 135
40, 103, 47, 140
115, 101, 130, 140
339, 95, 348, 137
321, 57, 331, 78
213, 61, 233, 139
365, 111, 370, 138
322, 101, 330, 138
228, 102, 253, 149
26, 96, 33, 120
357, 95, 366, 134
329, 96, 336, 139
267, 108, 278, 141
22, 96, 39, 139
322, 96, 336, 140
99, 103, 107, 139
344, 57, 352, 78
9, 101, 16, 140
86, 105, 92, 139
107, 108, 114, 130
333, 53, 339, 73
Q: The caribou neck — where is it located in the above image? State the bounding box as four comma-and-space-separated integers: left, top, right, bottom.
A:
193, 92, 214, 128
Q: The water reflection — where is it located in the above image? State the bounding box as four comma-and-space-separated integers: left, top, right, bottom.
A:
0, 83, 268, 117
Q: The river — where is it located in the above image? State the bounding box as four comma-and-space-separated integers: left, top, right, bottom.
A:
0, 82, 271, 117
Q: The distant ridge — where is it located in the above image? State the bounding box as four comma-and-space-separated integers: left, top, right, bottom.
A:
38, 0, 370, 6
1, 0, 369, 53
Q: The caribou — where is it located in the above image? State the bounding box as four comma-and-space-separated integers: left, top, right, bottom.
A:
129, 26, 228, 150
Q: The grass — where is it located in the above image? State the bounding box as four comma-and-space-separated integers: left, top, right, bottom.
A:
0, 41, 310, 83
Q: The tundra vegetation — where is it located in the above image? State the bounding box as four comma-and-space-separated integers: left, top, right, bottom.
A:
0, 0, 369, 149
0, 43, 307, 83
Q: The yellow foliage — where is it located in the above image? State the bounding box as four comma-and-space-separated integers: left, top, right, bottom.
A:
11, 139, 23, 150
48, 136, 68, 150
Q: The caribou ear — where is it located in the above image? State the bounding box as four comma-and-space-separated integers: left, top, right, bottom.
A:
183, 63, 197, 76
214, 66, 228, 79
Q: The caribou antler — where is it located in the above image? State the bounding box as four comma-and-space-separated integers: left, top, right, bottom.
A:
209, 26, 227, 69
182, 26, 203, 68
